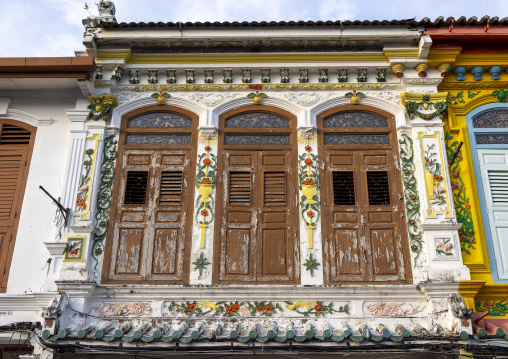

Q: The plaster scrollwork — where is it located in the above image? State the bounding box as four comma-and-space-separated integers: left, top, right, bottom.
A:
405, 78, 442, 85
92, 302, 152, 317
365, 302, 425, 317
184, 92, 242, 107
284, 92, 332, 107
115, 92, 148, 106
369, 91, 400, 105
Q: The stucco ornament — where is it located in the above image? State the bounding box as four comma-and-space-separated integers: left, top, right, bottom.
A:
448, 294, 474, 319
284, 92, 330, 106
366, 302, 424, 317
186, 92, 241, 107
369, 91, 400, 105
94, 302, 152, 317
115, 92, 146, 105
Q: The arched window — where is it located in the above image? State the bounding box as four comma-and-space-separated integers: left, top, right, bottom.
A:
213, 106, 300, 284
0, 120, 36, 292
468, 106, 508, 283
103, 107, 197, 284
317, 105, 411, 285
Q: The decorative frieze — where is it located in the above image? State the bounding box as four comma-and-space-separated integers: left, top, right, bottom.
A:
223, 68, 233, 83
110, 65, 125, 82
120, 83, 394, 91
402, 93, 448, 121
241, 68, 252, 83
129, 69, 139, 84
166, 69, 177, 84
147, 69, 158, 84
365, 302, 424, 317
280, 68, 290, 83
298, 68, 309, 83
338, 68, 348, 82
318, 68, 328, 83
261, 68, 271, 83
185, 69, 195, 84
376, 67, 386, 82
204, 69, 214, 83
357, 67, 367, 82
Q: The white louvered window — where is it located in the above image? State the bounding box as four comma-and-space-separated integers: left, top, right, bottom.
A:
487, 171, 508, 205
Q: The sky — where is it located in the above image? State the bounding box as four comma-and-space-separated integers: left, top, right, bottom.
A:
1, 0, 508, 57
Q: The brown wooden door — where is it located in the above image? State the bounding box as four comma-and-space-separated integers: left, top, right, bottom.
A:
318, 107, 410, 285
107, 149, 192, 283
321, 149, 408, 284
217, 150, 297, 284
0, 121, 35, 292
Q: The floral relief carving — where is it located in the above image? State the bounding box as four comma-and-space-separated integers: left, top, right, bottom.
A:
284, 92, 331, 106
366, 302, 424, 317
93, 302, 152, 317
186, 92, 242, 107
435, 238, 454, 257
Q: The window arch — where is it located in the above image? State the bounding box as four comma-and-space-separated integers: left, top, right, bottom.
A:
213, 105, 300, 284
0, 119, 36, 292
317, 105, 411, 285
103, 106, 197, 284
467, 105, 508, 283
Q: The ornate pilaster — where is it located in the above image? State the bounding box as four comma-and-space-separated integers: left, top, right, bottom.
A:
189, 129, 218, 284
298, 128, 323, 285
402, 92, 470, 283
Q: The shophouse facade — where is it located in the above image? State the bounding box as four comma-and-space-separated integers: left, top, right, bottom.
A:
2, 4, 506, 357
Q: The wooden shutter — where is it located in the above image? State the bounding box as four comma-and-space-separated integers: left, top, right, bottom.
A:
217, 151, 297, 284
0, 121, 35, 292
478, 149, 508, 280
107, 150, 192, 283
322, 150, 407, 284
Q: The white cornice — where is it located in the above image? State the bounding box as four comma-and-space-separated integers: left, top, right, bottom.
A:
0, 109, 52, 127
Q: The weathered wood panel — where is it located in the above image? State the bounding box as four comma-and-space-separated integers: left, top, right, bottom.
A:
318, 106, 411, 285
115, 228, 144, 274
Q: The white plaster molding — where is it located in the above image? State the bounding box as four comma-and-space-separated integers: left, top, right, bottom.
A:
33, 292, 60, 310
284, 92, 332, 107
111, 96, 206, 129
0, 295, 41, 311
421, 223, 463, 231
44, 242, 67, 256
309, 95, 406, 127
183, 92, 243, 107
0, 98, 11, 115
66, 109, 90, 122
87, 285, 426, 302
211, 96, 304, 129
0, 109, 52, 127
418, 282, 460, 300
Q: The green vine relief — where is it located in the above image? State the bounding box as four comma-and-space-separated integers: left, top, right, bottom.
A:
476, 300, 508, 316
399, 135, 423, 261
91, 135, 118, 268
445, 132, 476, 253
405, 95, 447, 120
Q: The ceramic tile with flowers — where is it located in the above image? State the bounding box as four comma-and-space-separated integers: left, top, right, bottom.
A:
284, 301, 349, 317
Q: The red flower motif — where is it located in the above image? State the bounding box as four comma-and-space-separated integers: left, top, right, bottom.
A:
305, 145, 311, 152
314, 303, 324, 314
396, 72, 404, 78
465, 203, 471, 209
307, 211, 314, 218
257, 305, 264, 312
226, 304, 240, 313
201, 209, 208, 216
264, 304, 272, 313
203, 158, 211, 165
304, 158, 313, 166
204, 146, 211, 151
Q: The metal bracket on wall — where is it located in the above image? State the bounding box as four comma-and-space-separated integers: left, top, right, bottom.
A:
39, 186, 70, 226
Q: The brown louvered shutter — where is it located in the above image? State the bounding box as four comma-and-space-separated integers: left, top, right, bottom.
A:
229, 171, 252, 205
0, 121, 36, 292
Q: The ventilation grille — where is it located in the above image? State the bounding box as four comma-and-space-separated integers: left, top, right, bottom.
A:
333, 171, 355, 205
0, 154, 23, 221
488, 171, 508, 205
159, 171, 183, 206
229, 172, 251, 205
0, 125, 31, 145
124, 171, 148, 205
264, 171, 286, 206
367, 171, 391, 205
